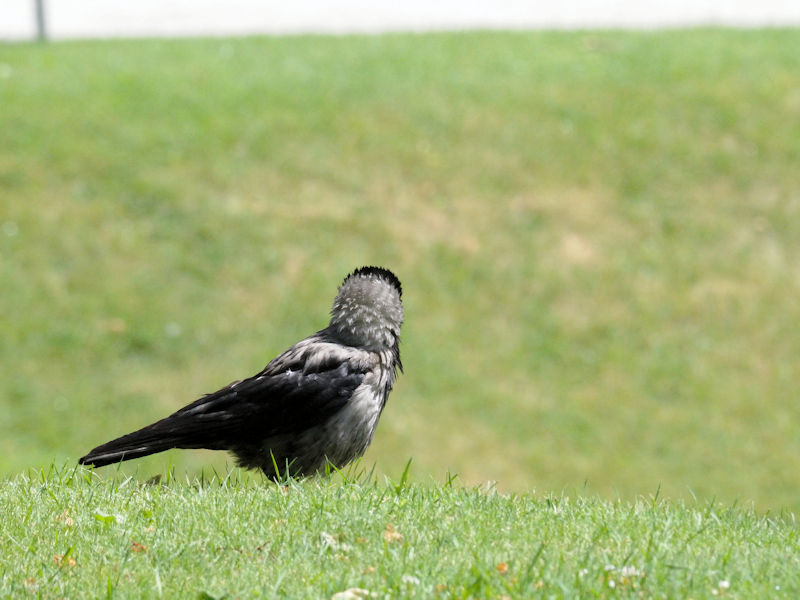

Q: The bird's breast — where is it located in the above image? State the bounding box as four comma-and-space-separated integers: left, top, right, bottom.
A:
318, 373, 387, 463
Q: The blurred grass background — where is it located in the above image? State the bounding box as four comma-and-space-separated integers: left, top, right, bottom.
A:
1, 29, 799, 511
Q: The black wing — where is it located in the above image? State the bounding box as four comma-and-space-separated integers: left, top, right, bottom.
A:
78, 353, 368, 468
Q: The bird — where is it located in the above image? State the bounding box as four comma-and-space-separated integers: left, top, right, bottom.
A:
78, 266, 403, 480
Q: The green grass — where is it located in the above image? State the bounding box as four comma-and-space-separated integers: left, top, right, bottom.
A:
1, 30, 800, 514
1, 465, 798, 598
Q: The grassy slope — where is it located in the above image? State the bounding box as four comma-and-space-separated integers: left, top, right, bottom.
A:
1, 466, 798, 598
1, 30, 800, 512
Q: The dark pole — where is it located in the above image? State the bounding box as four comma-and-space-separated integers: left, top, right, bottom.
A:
35, 0, 47, 41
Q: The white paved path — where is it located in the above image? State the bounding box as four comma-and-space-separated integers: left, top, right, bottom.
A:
3, 0, 800, 40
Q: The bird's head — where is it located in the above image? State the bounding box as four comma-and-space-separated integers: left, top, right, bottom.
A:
329, 266, 403, 352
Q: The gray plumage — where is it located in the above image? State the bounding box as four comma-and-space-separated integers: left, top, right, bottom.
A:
78, 266, 403, 479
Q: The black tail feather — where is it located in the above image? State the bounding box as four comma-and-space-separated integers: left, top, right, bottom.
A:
78, 424, 177, 467
78, 414, 222, 468
78, 445, 167, 468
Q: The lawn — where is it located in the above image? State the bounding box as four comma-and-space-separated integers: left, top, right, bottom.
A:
1, 29, 799, 515
1, 466, 798, 598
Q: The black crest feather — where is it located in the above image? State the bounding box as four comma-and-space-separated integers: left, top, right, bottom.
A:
345, 266, 402, 297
